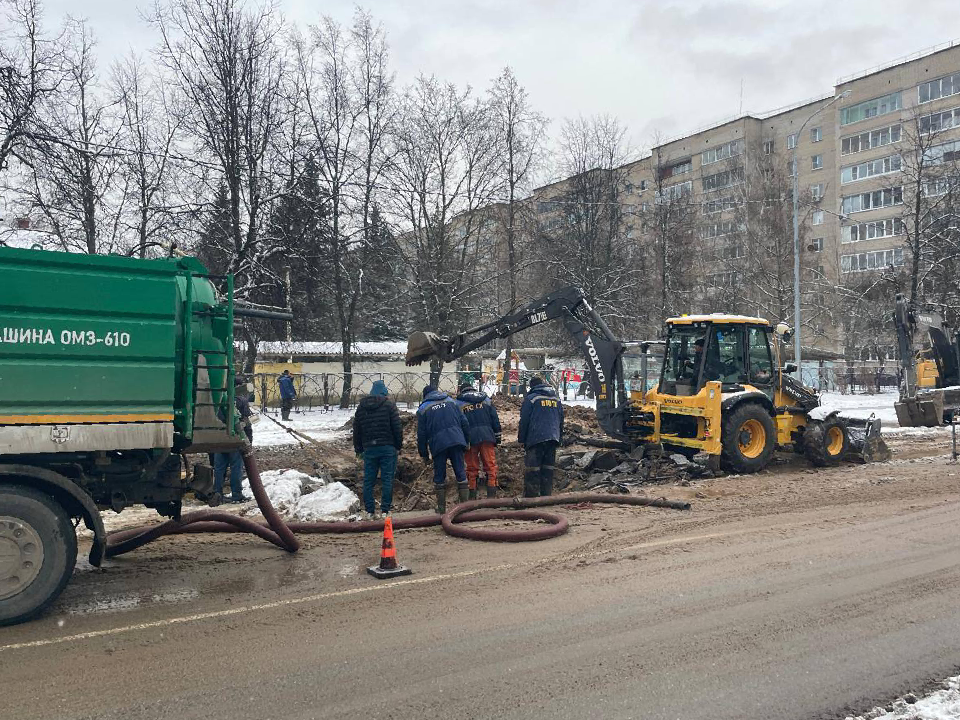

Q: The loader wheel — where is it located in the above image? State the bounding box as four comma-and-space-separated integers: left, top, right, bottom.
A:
0, 485, 77, 626
721, 403, 776, 473
803, 417, 849, 467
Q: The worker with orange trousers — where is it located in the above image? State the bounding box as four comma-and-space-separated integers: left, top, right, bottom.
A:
455, 382, 502, 499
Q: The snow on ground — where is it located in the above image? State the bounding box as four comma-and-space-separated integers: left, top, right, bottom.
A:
846, 676, 960, 720
242, 468, 360, 521
252, 407, 353, 447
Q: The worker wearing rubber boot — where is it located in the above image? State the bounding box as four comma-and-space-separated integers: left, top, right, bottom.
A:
417, 385, 471, 513
519, 376, 564, 497
353, 380, 403, 519
456, 382, 502, 499
278, 369, 297, 421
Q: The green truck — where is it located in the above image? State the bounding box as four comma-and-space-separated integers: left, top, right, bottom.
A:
0, 246, 251, 625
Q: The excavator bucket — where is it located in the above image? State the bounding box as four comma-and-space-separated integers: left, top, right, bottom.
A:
895, 387, 960, 427
405, 331, 447, 367
843, 414, 892, 463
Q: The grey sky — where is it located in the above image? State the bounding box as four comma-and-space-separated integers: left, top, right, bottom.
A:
46, 0, 959, 156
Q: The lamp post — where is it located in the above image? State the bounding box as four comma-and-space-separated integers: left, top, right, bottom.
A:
792, 89, 851, 379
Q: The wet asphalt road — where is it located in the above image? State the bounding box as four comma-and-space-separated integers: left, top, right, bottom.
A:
2, 456, 960, 720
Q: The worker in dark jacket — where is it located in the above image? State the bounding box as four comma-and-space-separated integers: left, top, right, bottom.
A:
353, 380, 402, 518
278, 369, 296, 421
214, 381, 254, 503
417, 385, 471, 513
518, 376, 564, 498
456, 382, 502, 499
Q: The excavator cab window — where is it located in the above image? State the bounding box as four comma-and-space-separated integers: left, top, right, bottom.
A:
709, 325, 749, 385
748, 326, 775, 387
660, 325, 707, 396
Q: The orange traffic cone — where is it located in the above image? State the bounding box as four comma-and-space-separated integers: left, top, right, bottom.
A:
367, 516, 412, 579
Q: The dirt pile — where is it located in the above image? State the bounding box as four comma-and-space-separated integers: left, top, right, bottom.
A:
253, 396, 712, 511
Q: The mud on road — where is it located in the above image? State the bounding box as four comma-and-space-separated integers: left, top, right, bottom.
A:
3, 429, 960, 720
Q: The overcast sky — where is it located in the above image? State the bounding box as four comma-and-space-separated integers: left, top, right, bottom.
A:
43, 0, 960, 157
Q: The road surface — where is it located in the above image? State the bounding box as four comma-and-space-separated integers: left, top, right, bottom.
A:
2, 444, 959, 720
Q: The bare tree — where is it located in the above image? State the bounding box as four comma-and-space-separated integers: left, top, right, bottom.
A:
649, 136, 699, 325
151, 0, 287, 295
388, 75, 501, 383
113, 54, 183, 257
16, 20, 124, 254
0, 0, 66, 168
900, 106, 960, 312
488, 66, 546, 391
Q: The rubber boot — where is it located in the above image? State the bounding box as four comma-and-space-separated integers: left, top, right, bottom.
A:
468, 488, 478, 501
523, 470, 540, 498
457, 481, 469, 503
435, 484, 446, 514
486, 485, 496, 499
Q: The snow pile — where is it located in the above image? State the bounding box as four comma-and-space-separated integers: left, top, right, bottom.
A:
242, 469, 308, 515
294, 482, 360, 521
242, 468, 360, 521
846, 676, 960, 719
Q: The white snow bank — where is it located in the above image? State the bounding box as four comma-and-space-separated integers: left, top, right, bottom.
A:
846, 675, 960, 720
242, 468, 360, 521
294, 482, 360, 521
252, 408, 354, 447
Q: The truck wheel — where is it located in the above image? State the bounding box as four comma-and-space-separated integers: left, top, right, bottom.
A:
803, 417, 849, 467
721, 403, 776, 473
0, 485, 78, 626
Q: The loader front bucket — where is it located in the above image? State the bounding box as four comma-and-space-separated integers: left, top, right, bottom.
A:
842, 414, 891, 463
895, 394, 944, 427
405, 331, 447, 366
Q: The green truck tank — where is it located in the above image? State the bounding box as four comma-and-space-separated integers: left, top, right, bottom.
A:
0, 246, 250, 625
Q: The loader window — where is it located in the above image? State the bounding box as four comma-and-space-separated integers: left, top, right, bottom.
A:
748, 327, 774, 385
710, 325, 748, 384
660, 325, 707, 396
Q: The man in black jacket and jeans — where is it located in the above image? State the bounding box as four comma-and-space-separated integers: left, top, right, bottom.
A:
353, 380, 402, 518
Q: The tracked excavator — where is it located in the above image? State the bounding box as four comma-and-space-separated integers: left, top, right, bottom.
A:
893, 293, 960, 426
406, 286, 888, 474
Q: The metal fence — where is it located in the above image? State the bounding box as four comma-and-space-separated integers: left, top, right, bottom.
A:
252, 360, 901, 412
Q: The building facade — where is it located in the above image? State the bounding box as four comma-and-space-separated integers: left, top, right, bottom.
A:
526, 41, 960, 359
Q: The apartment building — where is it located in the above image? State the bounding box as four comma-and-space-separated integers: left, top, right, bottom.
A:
528, 40, 960, 357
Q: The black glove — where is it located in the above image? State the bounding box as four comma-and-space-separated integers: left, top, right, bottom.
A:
495, 433, 502, 445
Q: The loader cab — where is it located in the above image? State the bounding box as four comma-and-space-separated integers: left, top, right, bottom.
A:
659, 316, 775, 397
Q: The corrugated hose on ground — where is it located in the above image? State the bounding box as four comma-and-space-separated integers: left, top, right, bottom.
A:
104, 444, 692, 558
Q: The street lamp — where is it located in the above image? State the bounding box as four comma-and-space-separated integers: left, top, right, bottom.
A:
792, 89, 852, 379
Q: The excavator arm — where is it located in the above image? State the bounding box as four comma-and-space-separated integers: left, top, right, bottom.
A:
405, 286, 630, 440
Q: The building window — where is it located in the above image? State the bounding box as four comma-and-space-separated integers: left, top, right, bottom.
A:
787, 134, 798, 150
640, 179, 647, 191
812, 210, 824, 225
702, 197, 739, 214
841, 247, 905, 273
919, 106, 960, 134
708, 271, 739, 288
659, 159, 692, 180
924, 139, 960, 165
809, 237, 824, 252
811, 183, 824, 201
15, 217, 30, 230
841, 186, 904, 214
841, 217, 903, 244
702, 167, 744, 192
919, 72, 960, 104
788, 159, 797, 177
655, 180, 692, 203
923, 176, 959, 197
701, 139, 745, 166
811, 154, 823, 170
841, 124, 902, 156
700, 221, 741, 239
763, 140, 774, 155
840, 154, 902, 184
811, 127, 822, 143
840, 92, 901, 126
